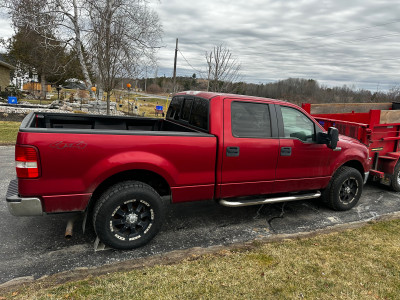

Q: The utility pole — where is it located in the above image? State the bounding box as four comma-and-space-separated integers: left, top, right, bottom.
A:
173, 38, 178, 93
145, 66, 147, 92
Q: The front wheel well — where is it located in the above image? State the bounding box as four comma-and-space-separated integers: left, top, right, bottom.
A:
342, 160, 365, 179
87, 169, 171, 214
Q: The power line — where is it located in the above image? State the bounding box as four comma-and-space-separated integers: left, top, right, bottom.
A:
257, 19, 400, 48
341, 32, 400, 44
164, 21, 400, 89
178, 49, 206, 78
239, 32, 400, 57
244, 55, 400, 68
173, 49, 400, 79
169, 23, 400, 82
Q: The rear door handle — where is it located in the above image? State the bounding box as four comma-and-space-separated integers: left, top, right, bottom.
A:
226, 146, 240, 157
281, 147, 292, 156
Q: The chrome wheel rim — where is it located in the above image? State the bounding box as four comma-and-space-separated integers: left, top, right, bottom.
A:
339, 177, 358, 204
109, 199, 154, 241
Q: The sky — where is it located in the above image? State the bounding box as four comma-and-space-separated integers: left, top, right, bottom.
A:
150, 0, 400, 91
1, 0, 399, 91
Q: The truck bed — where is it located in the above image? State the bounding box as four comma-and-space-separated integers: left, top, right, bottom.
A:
20, 112, 203, 135
15, 112, 217, 208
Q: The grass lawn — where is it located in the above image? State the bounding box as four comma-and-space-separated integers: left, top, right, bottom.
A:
0, 121, 20, 145
22, 99, 54, 105
3, 219, 400, 299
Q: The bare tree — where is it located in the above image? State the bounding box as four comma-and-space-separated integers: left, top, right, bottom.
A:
388, 85, 400, 102
1, 0, 94, 93
87, 0, 162, 114
1, 0, 62, 96
205, 44, 241, 93
2, 0, 162, 113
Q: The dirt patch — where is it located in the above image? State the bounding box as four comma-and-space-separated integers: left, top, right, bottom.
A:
0, 112, 27, 122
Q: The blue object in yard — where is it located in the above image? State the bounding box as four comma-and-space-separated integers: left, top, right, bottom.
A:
8, 96, 18, 104
156, 105, 163, 111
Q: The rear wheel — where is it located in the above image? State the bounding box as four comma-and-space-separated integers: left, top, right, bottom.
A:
322, 166, 363, 211
93, 181, 165, 250
390, 162, 400, 192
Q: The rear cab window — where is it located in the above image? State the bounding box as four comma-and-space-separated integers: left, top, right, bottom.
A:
166, 96, 209, 131
166, 96, 183, 120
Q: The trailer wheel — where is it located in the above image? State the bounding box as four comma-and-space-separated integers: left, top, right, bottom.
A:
322, 166, 363, 211
390, 162, 400, 192
93, 181, 165, 250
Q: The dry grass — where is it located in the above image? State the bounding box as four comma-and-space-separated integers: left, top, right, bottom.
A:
117, 97, 170, 118
5, 219, 400, 299
22, 99, 54, 105
0, 121, 20, 145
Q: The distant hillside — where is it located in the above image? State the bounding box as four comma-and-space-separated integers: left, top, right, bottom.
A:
137, 76, 400, 105
236, 78, 400, 105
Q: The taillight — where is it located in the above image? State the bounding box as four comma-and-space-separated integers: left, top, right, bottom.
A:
15, 145, 40, 178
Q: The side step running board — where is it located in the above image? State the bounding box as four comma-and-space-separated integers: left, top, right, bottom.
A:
219, 191, 321, 208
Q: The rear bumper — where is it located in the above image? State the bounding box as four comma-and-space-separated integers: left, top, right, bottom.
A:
6, 179, 43, 216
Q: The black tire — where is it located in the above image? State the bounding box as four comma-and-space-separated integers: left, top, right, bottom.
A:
322, 166, 363, 211
390, 162, 400, 192
93, 181, 165, 250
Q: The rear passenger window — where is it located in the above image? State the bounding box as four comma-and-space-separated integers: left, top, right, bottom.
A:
231, 102, 271, 138
166, 97, 183, 120
166, 96, 209, 131
189, 98, 209, 130
181, 98, 193, 121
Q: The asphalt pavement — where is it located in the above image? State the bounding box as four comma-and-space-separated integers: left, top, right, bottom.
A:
1, 145, 400, 285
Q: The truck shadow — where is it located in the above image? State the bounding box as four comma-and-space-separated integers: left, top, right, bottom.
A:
28, 198, 332, 252
9, 193, 370, 256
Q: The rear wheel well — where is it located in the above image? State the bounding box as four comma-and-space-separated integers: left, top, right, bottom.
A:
87, 170, 171, 215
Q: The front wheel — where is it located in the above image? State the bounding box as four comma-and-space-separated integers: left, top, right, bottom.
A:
390, 162, 400, 192
322, 166, 363, 211
93, 181, 165, 250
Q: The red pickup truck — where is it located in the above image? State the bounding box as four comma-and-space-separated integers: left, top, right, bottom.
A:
6, 91, 370, 249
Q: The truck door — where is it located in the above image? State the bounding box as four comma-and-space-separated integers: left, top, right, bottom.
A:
220, 98, 280, 198
275, 104, 333, 193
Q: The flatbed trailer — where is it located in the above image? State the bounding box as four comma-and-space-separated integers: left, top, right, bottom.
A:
302, 102, 400, 191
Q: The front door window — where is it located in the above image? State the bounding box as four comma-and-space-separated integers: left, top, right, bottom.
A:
281, 106, 315, 142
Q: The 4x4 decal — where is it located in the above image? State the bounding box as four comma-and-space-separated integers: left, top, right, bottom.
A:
49, 141, 87, 150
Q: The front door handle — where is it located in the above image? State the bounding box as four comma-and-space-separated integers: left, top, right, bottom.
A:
281, 147, 292, 156
226, 146, 240, 157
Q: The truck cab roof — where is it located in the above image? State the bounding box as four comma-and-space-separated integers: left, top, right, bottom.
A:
173, 91, 292, 106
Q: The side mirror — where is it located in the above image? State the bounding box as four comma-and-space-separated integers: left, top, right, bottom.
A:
327, 127, 339, 149
317, 127, 339, 149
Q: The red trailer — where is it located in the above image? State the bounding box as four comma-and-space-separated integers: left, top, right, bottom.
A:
302, 102, 400, 191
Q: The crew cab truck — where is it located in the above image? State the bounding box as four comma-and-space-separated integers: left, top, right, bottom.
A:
302, 102, 400, 191
6, 91, 370, 250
